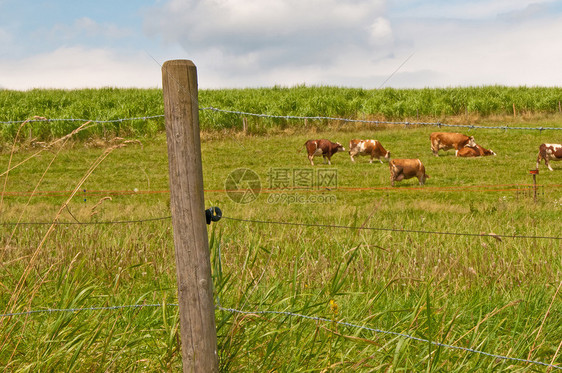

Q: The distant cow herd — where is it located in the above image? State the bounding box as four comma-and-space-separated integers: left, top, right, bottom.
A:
304, 132, 561, 186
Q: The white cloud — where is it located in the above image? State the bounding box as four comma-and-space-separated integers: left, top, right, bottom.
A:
144, 0, 392, 86
47, 17, 133, 43
386, 9, 562, 87
145, 0, 387, 57
3, 0, 562, 90
393, 0, 554, 20
369, 17, 393, 46
147, 0, 384, 41
0, 47, 162, 90
188, 2, 562, 90
497, 2, 555, 21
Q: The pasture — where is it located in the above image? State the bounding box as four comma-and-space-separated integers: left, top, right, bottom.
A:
1, 87, 562, 371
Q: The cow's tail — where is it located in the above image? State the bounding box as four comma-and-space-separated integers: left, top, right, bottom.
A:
536, 150, 543, 169
419, 159, 429, 179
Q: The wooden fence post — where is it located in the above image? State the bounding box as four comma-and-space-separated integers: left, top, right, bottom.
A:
162, 59, 219, 372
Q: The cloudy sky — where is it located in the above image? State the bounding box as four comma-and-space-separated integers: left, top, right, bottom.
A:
1, 0, 561, 90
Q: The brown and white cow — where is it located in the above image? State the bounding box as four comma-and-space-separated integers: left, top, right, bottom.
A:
389, 159, 429, 186
304, 139, 345, 166
348, 139, 390, 163
430, 132, 477, 156
456, 144, 496, 157
536, 143, 562, 171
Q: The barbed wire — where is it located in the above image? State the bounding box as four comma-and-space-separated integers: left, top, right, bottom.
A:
2, 183, 559, 197
0, 216, 171, 226
201, 106, 562, 131
1, 214, 559, 240
0, 302, 558, 370
0, 115, 164, 125
2, 108, 562, 131
222, 216, 561, 240
0, 303, 174, 318
218, 306, 562, 371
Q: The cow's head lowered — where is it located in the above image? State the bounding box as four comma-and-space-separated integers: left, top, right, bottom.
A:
305, 139, 345, 165
333, 142, 345, 152
480, 146, 496, 156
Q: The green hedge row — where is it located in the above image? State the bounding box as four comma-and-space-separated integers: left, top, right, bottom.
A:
1, 86, 562, 141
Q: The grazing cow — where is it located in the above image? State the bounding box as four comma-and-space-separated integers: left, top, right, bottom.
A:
536, 143, 562, 171
304, 139, 345, 166
348, 139, 390, 163
389, 159, 429, 186
430, 132, 476, 156
456, 144, 496, 157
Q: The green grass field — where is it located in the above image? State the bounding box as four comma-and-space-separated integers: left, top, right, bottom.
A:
1, 88, 562, 371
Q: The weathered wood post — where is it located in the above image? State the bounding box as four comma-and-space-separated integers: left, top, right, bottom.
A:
162, 59, 219, 372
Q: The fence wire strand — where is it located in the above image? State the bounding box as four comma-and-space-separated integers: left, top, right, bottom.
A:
2, 214, 560, 240
222, 216, 561, 240
2, 107, 562, 131
0, 115, 164, 125
202, 106, 562, 131
0, 303, 172, 318
218, 306, 562, 371
0, 216, 171, 226
0, 302, 559, 370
